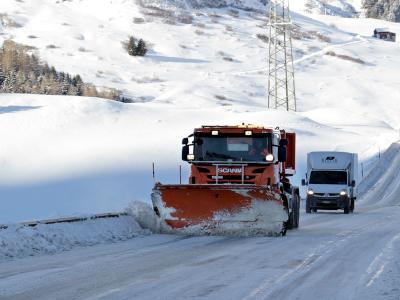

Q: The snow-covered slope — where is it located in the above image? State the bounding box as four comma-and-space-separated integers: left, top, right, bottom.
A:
363, 0, 400, 22
291, 0, 360, 17
1, 0, 400, 222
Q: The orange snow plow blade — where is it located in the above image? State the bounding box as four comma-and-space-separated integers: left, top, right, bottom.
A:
151, 184, 288, 235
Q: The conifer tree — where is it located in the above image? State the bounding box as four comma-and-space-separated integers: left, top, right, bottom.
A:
136, 39, 148, 56
127, 37, 137, 56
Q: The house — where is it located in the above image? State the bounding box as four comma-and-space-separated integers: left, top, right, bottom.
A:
373, 28, 396, 42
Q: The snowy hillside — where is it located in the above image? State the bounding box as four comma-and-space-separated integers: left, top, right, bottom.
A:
363, 0, 400, 22
1, 0, 400, 222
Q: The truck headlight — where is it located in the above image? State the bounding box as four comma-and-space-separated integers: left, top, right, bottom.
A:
307, 190, 314, 195
266, 154, 274, 162
340, 190, 347, 196
187, 154, 195, 160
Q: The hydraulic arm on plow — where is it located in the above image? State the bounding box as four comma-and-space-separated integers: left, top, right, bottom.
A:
151, 125, 300, 236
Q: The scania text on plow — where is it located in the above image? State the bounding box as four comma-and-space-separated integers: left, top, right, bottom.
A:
151, 125, 300, 236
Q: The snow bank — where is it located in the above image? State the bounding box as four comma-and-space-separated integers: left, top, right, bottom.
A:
0, 216, 149, 261
359, 141, 400, 207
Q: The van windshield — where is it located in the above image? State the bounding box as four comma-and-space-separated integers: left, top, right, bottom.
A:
309, 171, 347, 185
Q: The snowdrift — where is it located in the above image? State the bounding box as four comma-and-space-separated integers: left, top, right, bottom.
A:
0, 215, 149, 261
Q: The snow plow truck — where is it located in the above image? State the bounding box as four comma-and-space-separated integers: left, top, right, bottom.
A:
151, 125, 300, 236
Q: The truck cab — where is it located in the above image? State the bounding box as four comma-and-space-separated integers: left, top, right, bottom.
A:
302, 152, 358, 214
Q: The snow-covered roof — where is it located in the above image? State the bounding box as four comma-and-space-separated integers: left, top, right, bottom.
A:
374, 27, 394, 33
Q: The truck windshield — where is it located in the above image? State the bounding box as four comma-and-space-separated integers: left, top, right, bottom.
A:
309, 171, 347, 185
194, 135, 271, 162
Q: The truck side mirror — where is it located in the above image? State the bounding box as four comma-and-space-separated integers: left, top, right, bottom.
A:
351, 180, 356, 187
182, 145, 189, 161
302, 179, 307, 186
278, 146, 287, 162
182, 138, 189, 145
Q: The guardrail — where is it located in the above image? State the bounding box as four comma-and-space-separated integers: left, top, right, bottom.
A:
0, 212, 128, 231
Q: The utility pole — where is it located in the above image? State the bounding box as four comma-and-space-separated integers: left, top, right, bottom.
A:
267, 0, 297, 111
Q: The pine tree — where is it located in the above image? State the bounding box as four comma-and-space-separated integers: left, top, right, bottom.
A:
61, 76, 70, 95
127, 37, 137, 56
72, 75, 83, 96
136, 39, 148, 56
0, 66, 5, 89
5, 69, 17, 93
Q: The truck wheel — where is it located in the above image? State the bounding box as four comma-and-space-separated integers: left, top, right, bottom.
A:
312, 208, 317, 213
281, 222, 287, 236
287, 212, 294, 230
350, 198, 354, 213
306, 198, 311, 214
344, 198, 350, 214
294, 195, 300, 228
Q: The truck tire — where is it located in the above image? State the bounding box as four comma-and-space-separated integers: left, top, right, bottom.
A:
287, 212, 294, 230
282, 195, 292, 231
294, 194, 300, 228
306, 198, 311, 214
344, 198, 350, 214
281, 222, 287, 236
312, 208, 317, 213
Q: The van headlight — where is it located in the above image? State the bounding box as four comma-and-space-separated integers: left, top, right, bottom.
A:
340, 190, 347, 196
307, 190, 314, 195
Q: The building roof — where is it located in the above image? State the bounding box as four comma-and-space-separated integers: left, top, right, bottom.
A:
374, 27, 395, 33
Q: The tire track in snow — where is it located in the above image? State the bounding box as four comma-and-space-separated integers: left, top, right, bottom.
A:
244, 207, 399, 300
364, 231, 400, 287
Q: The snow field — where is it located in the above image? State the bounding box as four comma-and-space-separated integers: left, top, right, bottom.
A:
0, 1, 400, 222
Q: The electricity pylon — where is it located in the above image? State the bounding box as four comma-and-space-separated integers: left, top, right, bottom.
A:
267, 0, 297, 111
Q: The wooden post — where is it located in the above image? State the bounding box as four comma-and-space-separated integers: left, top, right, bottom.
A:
152, 162, 155, 183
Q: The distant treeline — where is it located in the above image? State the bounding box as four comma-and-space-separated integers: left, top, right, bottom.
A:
0, 40, 120, 100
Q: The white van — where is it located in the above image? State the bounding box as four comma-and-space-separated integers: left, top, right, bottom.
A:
302, 152, 358, 214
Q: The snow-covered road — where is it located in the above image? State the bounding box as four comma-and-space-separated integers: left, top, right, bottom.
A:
1, 143, 399, 300
0, 204, 399, 300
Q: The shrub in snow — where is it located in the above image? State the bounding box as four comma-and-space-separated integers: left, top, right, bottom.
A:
325, 51, 365, 65
126, 36, 148, 57
136, 39, 148, 56
177, 13, 194, 24
133, 17, 146, 24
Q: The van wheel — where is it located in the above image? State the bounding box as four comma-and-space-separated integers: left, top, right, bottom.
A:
344, 199, 350, 214
306, 198, 311, 214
